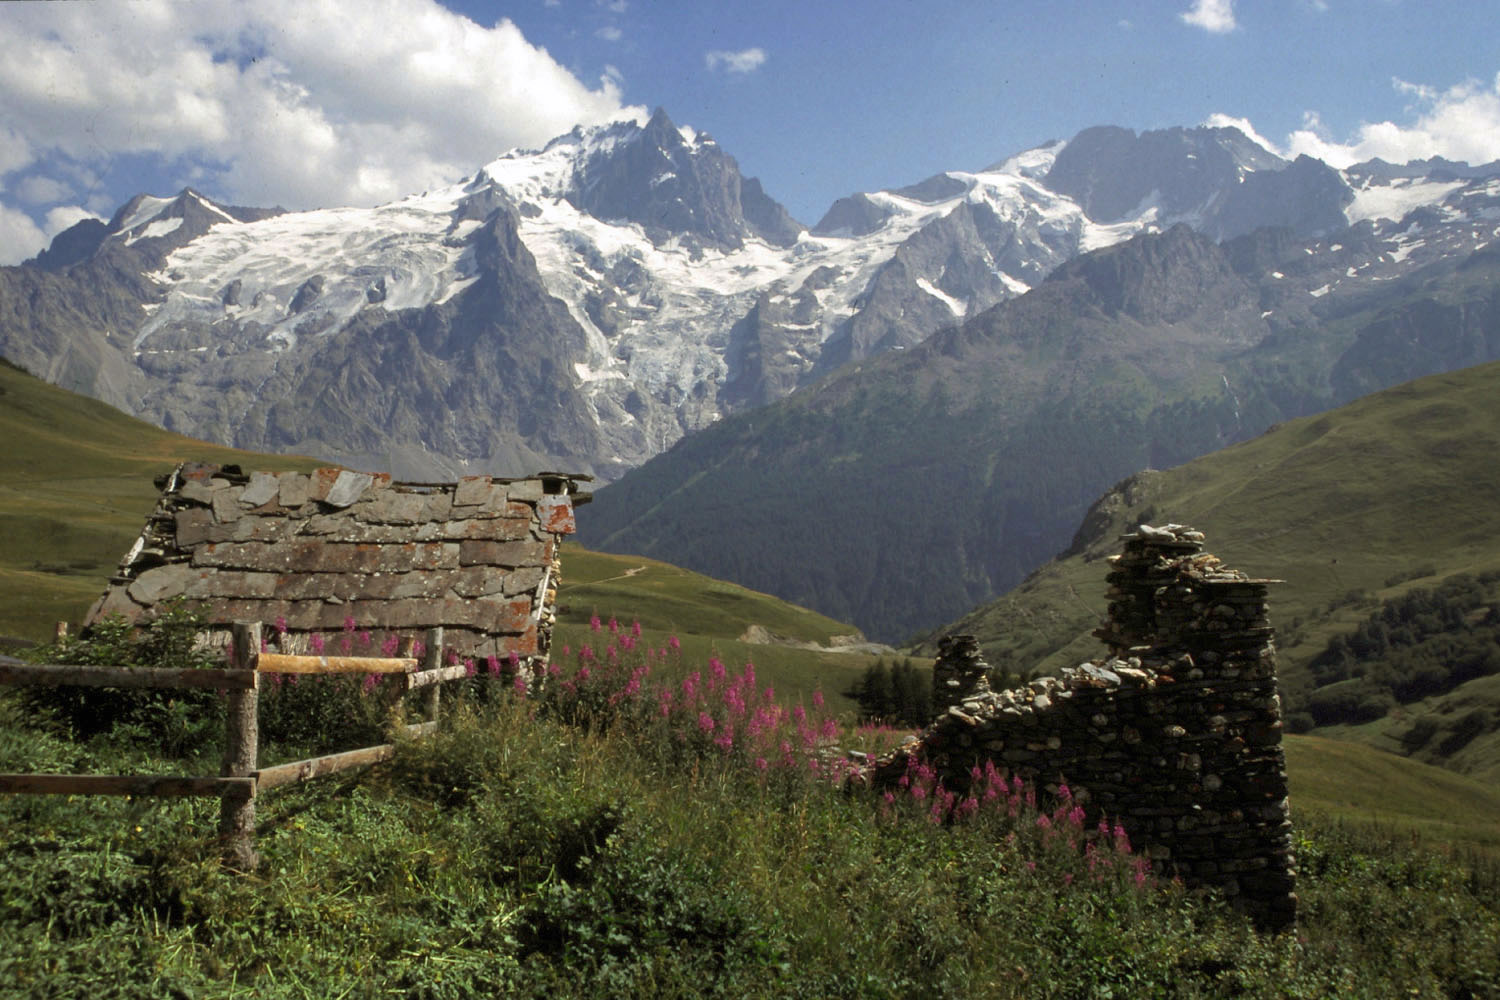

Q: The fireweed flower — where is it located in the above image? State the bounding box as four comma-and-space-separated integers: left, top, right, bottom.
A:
697, 712, 715, 733
310, 634, 325, 654
589, 614, 601, 632
487, 654, 501, 676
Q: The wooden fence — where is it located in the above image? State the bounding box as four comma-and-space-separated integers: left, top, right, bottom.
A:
0, 622, 474, 867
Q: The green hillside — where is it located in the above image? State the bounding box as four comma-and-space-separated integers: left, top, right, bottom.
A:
553, 545, 896, 715
0, 357, 324, 642
937, 360, 1500, 781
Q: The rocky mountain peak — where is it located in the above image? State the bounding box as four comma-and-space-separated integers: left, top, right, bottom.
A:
1045, 124, 1287, 224
566, 107, 802, 249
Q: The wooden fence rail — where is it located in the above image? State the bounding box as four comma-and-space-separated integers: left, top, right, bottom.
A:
0, 621, 462, 867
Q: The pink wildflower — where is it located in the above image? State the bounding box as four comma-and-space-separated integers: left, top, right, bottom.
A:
756, 757, 770, 772
343, 616, 356, 633
667, 635, 680, 651
589, 614, 601, 632
381, 634, 400, 657
361, 673, 378, 694
513, 673, 527, 696
812, 690, 824, 709
310, 634, 325, 654
275, 616, 288, 636
631, 620, 642, 637
697, 711, 716, 733
464, 657, 476, 678
487, 654, 501, 676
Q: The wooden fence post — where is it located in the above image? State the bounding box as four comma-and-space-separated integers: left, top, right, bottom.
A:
423, 627, 443, 723
221, 621, 260, 869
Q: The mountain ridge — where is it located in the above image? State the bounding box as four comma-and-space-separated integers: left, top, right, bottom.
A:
7, 113, 1490, 483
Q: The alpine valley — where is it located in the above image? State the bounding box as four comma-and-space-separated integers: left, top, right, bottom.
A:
5, 107, 1500, 640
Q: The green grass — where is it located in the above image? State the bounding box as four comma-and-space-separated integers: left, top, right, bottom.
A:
554, 544, 902, 717
556, 544, 863, 645
1284, 733, 1500, 857
2, 665, 1498, 999
0, 358, 322, 641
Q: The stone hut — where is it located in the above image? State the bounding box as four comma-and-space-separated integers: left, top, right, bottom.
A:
868, 524, 1296, 930
83, 463, 591, 669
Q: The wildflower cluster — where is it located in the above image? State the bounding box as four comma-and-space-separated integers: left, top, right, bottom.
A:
538, 618, 843, 780
877, 755, 1157, 892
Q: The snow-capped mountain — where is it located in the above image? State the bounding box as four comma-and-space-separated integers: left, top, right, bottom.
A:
3, 109, 1497, 481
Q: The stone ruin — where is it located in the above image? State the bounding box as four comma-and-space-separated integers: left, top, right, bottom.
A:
83, 462, 592, 670
869, 524, 1296, 930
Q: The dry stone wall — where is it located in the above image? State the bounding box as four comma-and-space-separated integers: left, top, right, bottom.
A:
871, 525, 1296, 930
84, 463, 591, 667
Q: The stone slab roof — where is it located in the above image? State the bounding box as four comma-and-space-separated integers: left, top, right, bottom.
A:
84, 463, 591, 664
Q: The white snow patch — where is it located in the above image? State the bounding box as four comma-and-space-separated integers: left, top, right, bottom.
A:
115, 195, 174, 232
124, 217, 184, 245
916, 278, 965, 317
1345, 178, 1465, 224
1388, 239, 1424, 263
1309, 284, 1331, 298
999, 272, 1031, 296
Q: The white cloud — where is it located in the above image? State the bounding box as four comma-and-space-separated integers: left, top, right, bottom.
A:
1201, 113, 1280, 155
0, 203, 46, 265
596, 25, 623, 42
1284, 74, 1500, 168
1180, 0, 1236, 33
15, 175, 74, 206
44, 205, 102, 239
0, 0, 642, 216
705, 47, 767, 75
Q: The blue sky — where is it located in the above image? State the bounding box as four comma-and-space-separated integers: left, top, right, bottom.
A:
2, 0, 1498, 263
